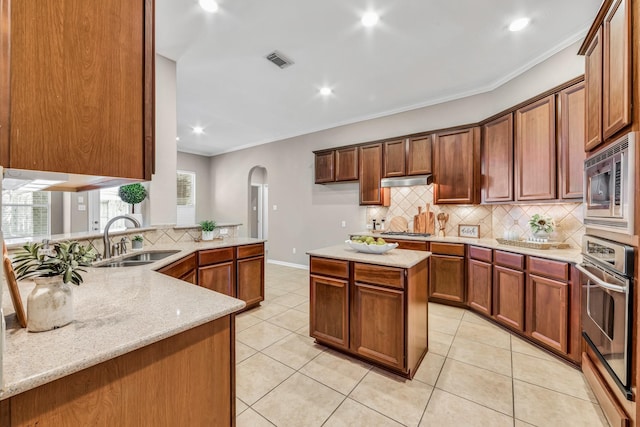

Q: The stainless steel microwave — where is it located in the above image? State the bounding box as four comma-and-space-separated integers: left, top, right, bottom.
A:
584, 132, 636, 235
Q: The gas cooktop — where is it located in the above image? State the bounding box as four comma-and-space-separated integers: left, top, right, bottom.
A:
381, 232, 432, 237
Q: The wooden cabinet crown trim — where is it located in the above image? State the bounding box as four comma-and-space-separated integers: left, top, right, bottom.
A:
578, 0, 615, 54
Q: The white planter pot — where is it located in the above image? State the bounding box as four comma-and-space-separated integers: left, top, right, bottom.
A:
202, 230, 215, 241
132, 240, 144, 250
27, 276, 74, 332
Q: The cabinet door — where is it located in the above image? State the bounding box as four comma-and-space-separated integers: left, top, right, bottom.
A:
181, 269, 198, 286
493, 265, 525, 331
433, 127, 480, 204
198, 262, 235, 296
468, 259, 492, 316
602, 0, 631, 140
558, 82, 586, 199
335, 147, 359, 181
429, 254, 465, 303
515, 95, 556, 201
526, 274, 569, 354
359, 143, 387, 205
482, 114, 513, 203
310, 274, 349, 349
407, 135, 432, 175
237, 256, 265, 308
352, 282, 405, 370
4, 0, 154, 180
585, 28, 603, 151
315, 151, 335, 183
383, 139, 406, 177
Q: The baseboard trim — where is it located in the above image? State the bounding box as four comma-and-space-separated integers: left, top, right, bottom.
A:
267, 259, 309, 270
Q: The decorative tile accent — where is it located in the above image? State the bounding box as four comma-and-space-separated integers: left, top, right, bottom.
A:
365, 186, 585, 246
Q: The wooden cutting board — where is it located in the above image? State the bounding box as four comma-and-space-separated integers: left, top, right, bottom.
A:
413, 207, 425, 233
425, 204, 435, 234
389, 216, 409, 232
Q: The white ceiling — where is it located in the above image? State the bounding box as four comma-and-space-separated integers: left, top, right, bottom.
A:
156, 0, 601, 156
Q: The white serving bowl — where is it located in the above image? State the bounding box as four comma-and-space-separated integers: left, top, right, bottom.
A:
345, 240, 398, 254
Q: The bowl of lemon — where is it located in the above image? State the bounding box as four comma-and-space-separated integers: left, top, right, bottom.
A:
346, 236, 398, 254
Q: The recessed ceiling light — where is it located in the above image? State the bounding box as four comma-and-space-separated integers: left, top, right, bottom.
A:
176, 136, 180, 141
192, 126, 204, 134
361, 12, 379, 27
509, 17, 530, 32
198, 0, 219, 13
319, 87, 332, 96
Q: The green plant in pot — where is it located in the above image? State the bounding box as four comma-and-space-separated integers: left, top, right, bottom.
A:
200, 220, 217, 241
13, 241, 97, 332
118, 183, 147, 226
132, 235, 144, 250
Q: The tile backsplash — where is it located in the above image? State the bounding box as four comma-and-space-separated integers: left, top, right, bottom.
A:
366, 185, 585, 248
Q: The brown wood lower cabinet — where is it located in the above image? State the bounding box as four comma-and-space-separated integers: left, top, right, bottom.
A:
429, 243, 465, 305
237, 255, 265, 308
4, 317, 235, 427
351, 282, 405, 370
309, 256, 428, 378
493, 265, 525, 332
526, 274, 569, 353
199, 261, 235, 295
467, 258, 492, 316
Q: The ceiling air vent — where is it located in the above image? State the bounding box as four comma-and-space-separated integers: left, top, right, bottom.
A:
266, 51, 294, 69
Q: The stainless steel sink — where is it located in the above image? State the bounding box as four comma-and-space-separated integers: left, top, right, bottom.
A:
121, 250, 181, 262
95, 250, 181, 268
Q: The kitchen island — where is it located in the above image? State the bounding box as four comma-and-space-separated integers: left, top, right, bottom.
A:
1, 237, 264, 427
307, 244, 430, 378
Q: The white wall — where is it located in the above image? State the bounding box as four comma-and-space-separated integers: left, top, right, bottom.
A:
207, 41, 585, 266
177, 151, 211, 223
149, 55, 178, 226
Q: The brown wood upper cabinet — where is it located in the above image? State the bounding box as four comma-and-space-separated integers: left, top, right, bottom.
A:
0, 0, 155, 181
433, 127, 480, 204
581, 0, 631, 150
407, 135, 433, 176
383, 139, 407, 177
558, 82, 586, 199
515, 95, 556, 201
335, 147, 359, 181
359, 143, 389, 206
314, 151, 335, 183
482, 114, 514, 203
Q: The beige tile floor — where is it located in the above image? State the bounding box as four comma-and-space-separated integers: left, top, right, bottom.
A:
235, 263, 609, 427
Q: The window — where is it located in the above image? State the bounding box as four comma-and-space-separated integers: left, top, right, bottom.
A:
2, 190, 50, 238
177, 171, 196, 225
99, 187, 130, 230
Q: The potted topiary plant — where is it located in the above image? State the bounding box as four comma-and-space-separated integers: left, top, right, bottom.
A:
118, 183, 147, 226
200, 220, 217, 241
132, 235, 144, 250
12, 241, 97, 332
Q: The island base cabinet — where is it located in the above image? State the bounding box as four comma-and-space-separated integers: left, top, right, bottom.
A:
351, 282, 405, 370
5, 317, 235, 427
199, 261, 235, 296
526, 274, 569, 354
493, 266, 525, 332
310, 275, 349, 349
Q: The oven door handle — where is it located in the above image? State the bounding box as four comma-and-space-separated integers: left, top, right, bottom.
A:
576, 264, 627, 293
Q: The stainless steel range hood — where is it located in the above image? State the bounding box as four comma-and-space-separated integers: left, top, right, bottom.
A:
380, 175, 433, 188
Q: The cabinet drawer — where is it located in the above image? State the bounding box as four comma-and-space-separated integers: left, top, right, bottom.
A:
383, 239, 428, 251
310, 257, 349, 279
469, 246, 492, 262
198, 247, 234, 266
430, 242, 465, 256
158, 253, 197, 279
237, 243, 264, 259
494, 250, 524, 270
354, 263, 404, 289
528, 257, 569, 281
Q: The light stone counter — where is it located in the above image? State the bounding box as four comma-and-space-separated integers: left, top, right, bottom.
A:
0, 237, 265, 400
307, 244, 431, 268
351, 232, 582, 264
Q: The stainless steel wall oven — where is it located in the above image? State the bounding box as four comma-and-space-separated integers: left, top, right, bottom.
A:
577, 235, 634, 400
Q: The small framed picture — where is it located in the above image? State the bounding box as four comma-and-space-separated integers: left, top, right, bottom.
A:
458, 224, 480, 238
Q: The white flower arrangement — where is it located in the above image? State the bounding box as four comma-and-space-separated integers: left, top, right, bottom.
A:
528, 214, 555, 234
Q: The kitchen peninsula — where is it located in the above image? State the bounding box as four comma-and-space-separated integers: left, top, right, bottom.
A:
307, 245, 430, 378
0, 238, 264, 427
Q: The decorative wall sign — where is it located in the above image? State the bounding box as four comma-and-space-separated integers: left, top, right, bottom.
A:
458, 224, 480, 238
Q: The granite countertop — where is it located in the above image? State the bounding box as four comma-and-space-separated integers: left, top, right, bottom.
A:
307, 244, 431, 268
352, 232, 582, 264
0, 237, 265, 400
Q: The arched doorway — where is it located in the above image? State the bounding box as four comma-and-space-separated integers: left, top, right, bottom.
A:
248, 166, 268, 241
